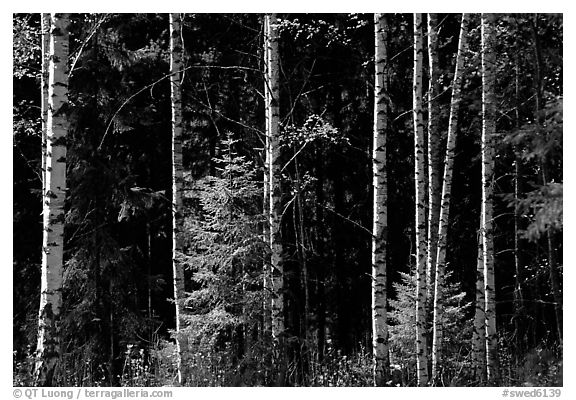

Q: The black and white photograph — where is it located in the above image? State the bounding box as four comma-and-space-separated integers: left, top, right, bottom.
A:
12, 7, 564, 391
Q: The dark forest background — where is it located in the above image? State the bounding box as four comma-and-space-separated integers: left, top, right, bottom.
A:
13, 13, 562, 386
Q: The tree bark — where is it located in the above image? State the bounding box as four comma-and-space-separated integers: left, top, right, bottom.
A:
426, 13, 441, 310
169, 12, 188, 385
481, 13, 499, 385
35, 13, 70, 387
41, 13, 51, 198
264, 13, 286, 382
431, 13, 470, 385
262, 13, 273, 340
413, 13, 429, 387
472, 227, 487, 384
372, 13, 390, 387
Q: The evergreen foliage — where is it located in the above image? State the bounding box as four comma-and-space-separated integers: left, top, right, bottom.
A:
389, 271, 471, 386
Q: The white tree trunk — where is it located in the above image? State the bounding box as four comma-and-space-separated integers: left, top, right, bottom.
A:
481, 13, 499, 385
431, 13, 470, 384
412, 12, 429, 387
262, 14, 272, 338
169, 12, 187, 385
372, 13, 390, 387
35, 13, 70, 386
41, 13, 51, 196
426, 13, 441, 308
265, 13, 285, 379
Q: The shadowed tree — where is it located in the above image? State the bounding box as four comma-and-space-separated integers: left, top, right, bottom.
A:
472, 227, 487, 383
481, 13, 499, 385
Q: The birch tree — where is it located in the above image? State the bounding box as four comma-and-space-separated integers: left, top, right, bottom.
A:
431, 13, 470, 384
372, 13, 390, 387
41, 13, 51, 196
481, 13, 499, 385
472, 227, 486, 383
412, 13, 429, 387
262, 14, 272, 338
426, 13, 441, 306
35, 13, 70, 386
169, 12, 187, 385
264, 13, 285, 380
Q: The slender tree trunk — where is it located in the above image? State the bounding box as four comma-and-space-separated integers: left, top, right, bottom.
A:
314, 145, 326, 363
108, 279, 115, 386
147, 222, 153, 344
264, 13, 286, 383
262, 15, 273, 340
34, 13, 70, 387
513, 55, 524, 354
413, 13, 429, 387
426, 13, 441, 310
472, 227, 487, 384
481, 13, 499, 385
431, 13, 470, 385
546, 227, 562, 341
294, 158, 311, 352
169, 13, 187, 385
372, 13, 390, 387
41, 13, 51, 197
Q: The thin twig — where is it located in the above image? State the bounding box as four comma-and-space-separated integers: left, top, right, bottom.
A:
317, 202, 372, 236
69, 14, 109, 78
282, 58, 317, 125
14, 141, 42, 185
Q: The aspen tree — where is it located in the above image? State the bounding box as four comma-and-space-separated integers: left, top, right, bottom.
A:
35, 13, 70, 386
412, 13, 429, 387
169, 13, 187, 385
372, 13, 390, 387
481, 13, 499, 385
431, 13, 470, 384
426, 13, 441, 306
264, 13, 286, 380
